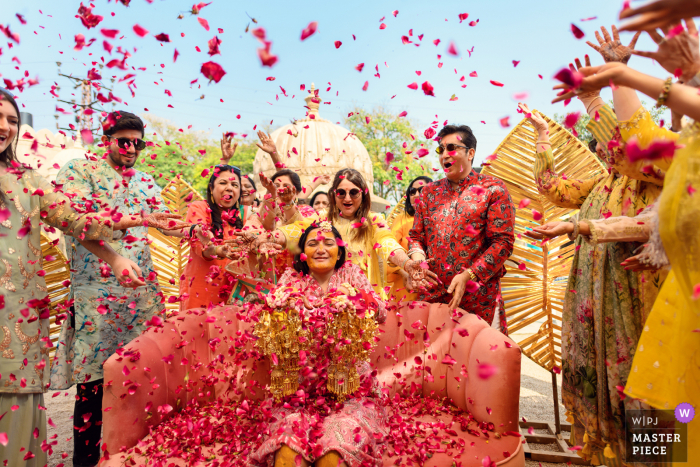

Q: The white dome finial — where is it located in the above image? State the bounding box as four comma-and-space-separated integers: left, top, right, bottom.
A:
304, 83, 320, 117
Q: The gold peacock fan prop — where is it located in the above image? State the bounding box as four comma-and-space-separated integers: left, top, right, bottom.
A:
41, 234, 71, 361
147, 176, 204, 313
480, 111, 605, 372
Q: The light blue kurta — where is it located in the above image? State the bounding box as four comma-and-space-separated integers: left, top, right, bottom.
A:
50, 158, 167, 388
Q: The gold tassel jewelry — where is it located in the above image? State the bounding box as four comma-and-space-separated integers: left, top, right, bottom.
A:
324, 293, 377, 402
254, 301, 309, 402
254, 284, 378, 403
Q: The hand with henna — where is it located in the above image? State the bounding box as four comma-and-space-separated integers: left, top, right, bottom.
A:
113, 212, 190, 231
586, 25, 641, 64
142, 212, 191, 231
228, 230, 283, 257
220, 132, 238, 163
619, 0, 700, 32
404, 258, 439, 291
631, 19, 700, 83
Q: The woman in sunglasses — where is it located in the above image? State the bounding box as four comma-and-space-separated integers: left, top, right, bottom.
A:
387, 176, 432, 302
179, 164, 266, 310
232, 168, 437, 298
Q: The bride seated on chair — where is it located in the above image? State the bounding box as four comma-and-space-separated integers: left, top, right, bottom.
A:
249, 219, 388, 467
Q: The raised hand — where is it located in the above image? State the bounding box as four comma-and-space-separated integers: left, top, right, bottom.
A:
552, 62, 628, 104
259, 172, 278, 198
619, 0, 700, 32
220, 132, 238, 163
631, 19, 700, 82
518, 103, 548, 134
317, 173, 332, 185
256, 130, 277, 156
586, 25, 641, 64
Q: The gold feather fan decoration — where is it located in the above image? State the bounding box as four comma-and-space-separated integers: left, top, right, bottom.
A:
42, 234, 71, 360
147, 176, 204, 313
480, 111, 605, 372
386, 195, 406, 228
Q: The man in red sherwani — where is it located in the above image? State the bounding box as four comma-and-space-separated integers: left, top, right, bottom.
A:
407, 124, 515, 332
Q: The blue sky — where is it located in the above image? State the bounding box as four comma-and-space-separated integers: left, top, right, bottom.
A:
5, 0, 670, 166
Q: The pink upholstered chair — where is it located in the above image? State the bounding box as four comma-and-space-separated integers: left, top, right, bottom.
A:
99, 302, 524, 467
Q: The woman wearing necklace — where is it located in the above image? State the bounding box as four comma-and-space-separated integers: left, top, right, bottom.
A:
180, 164, 265, 310
248, 221, 388, 467
233, 168, 437, 298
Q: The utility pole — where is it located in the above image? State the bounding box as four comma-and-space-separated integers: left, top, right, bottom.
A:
54, 62, 116, 140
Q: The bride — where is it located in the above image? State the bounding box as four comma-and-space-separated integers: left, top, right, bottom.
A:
249, 219, 388, 467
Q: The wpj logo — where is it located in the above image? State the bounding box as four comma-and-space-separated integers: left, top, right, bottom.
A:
624, 409, 688, 463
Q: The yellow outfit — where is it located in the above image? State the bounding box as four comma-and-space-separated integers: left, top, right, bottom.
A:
387, 211, 418, 303
617, 108, 700, 464
278, 211, 403, 299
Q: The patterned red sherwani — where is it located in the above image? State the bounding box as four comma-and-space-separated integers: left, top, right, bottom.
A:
408, 170, 515, 330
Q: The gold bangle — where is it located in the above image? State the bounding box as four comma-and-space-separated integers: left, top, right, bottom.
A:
536, 140, 551, 146
585, 97, 604, 114
656, 76, 673, 108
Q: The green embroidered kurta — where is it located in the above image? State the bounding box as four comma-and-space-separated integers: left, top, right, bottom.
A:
0, 169, 113, 394
533, 105, 665, 465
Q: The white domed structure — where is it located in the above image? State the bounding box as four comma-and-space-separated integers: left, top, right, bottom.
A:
16, 124, 89, 181
253, 84, 390, 212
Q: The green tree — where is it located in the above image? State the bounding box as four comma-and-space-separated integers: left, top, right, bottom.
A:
343, 106, 435, 203
126, 115, 258, 196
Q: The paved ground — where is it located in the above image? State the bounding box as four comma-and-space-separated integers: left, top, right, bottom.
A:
44, 353, 576, 467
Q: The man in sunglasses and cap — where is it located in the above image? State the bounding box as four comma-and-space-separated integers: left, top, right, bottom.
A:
49, 111, 190, 467
407, 124, 515, 333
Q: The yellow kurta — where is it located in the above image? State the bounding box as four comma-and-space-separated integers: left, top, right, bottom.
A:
278, 211, 403, 298
620, 112, 700, 464
386, 211, 417, 303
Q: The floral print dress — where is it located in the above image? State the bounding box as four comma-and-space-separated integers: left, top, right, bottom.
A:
50, 158, 168, 389
534, 105, 666, 465
407, 171, 516, 329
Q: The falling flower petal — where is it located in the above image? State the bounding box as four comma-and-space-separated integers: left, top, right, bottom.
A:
200, 61, 226, 83
625, 136, 680, 162
198, 17, 210, 31
421, 81, 435, 96
447, 41, 458, 56
518, 198, 531, 209
334, 40, 342, 49
490, 80, 504, 87
532, 209, 542, 221
564, 111, 581, 129
441, 354, 457, 366
554, 67, 583, 89
300, 21, 318, 41
132, 24, 149, 37
477, 363, 498, 379
571, 23, 585, 39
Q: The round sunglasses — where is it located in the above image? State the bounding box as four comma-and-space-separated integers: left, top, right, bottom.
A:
435, 143, 469, 155
408, 186, 424, 196
334, 188, 362, 199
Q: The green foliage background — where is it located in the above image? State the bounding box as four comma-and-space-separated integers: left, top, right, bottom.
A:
343, 106, 436, 203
